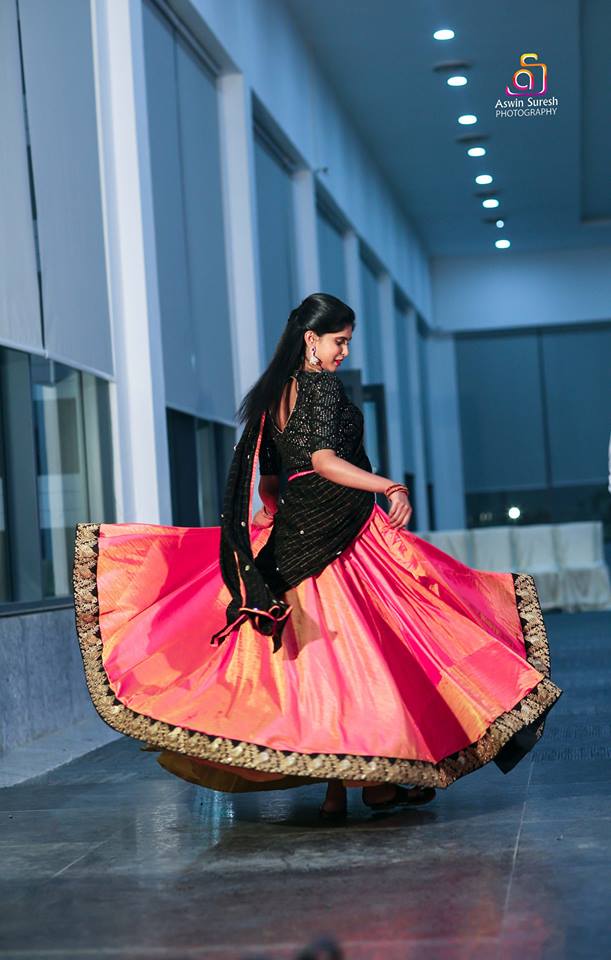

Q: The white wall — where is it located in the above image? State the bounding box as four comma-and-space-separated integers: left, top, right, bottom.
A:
432, 247, 611, 333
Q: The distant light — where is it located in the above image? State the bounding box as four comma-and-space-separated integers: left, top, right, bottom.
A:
508, 506, 521, 519
496, 219, 504, 228
496, 238, 511, 249
458, 114, 478, 125
447, 75, 467, 87
467, 146, 486, 157
475, 174, 493, 185
433, 29, 455, 40
482, 198, 500, 208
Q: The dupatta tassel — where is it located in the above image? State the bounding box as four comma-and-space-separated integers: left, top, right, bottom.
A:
209, 599, 292, 651
210, 410, 293, 652
209, 608, 248, 647
239, 599, 292, 653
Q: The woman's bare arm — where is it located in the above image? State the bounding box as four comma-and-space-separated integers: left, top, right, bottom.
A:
312, 449, 412, 528
311, 449, 392, 493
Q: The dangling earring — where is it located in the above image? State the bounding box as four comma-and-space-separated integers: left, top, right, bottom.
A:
306, 340, 322, 368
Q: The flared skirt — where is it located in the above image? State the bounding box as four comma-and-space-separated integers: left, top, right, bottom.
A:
72, 504, 563, 793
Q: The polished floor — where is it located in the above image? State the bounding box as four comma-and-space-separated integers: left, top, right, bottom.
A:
0, 610, 609, 960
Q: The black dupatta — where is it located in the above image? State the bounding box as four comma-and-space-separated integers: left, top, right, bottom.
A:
211, 388, 376, 653
210, 411, 292, 653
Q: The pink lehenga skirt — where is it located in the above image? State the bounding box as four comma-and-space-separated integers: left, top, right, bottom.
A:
72, 500, 562, 794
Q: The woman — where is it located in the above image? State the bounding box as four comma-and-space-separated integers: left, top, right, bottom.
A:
73, 293, 563, 821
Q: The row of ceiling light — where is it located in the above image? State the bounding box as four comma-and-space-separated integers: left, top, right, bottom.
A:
434, 28, 510, 250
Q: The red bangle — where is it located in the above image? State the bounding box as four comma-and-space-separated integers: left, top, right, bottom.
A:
384, 483, 409, 499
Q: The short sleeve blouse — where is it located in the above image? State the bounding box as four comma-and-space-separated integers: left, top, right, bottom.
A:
308, 370, 344, 453
259, 369, 368, 476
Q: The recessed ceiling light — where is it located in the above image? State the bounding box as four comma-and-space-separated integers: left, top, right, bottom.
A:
482, 198, 500, 208
475, 174, 493, 185
447, 75, 467, 86
458, 114, 477, 125
496, 219, 504, 228
495, 238, 511, 249
467, 146, 486, 157
433, 29, 455, 40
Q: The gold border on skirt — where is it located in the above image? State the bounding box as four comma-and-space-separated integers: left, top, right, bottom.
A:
72, 522, 563, 789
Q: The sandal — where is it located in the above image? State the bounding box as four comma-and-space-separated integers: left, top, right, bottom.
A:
363, 783, 436, 810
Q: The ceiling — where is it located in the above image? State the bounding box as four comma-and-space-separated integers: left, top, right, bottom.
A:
284, 0, 611, 257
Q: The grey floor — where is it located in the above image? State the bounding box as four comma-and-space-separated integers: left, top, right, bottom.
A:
1, 611, 610, 960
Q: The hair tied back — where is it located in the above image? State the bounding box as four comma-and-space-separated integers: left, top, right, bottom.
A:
287, 305, 302, 326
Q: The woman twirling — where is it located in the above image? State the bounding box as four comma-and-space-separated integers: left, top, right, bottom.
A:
73, 292, 563, 821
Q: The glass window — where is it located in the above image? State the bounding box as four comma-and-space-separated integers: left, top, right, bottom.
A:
167, 408, 235, 527
456, 322, 611, 552
31, 359, 89, 597
362, 384, 389, 483
80, 372, 116, 522
466, 484, 611, 539
30, 359, 115, 598
0, 417, 9, 603
0, 347, 115, 606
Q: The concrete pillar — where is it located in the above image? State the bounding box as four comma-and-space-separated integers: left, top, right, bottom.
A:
405, 306, 430, 530
343, 229, 366, 374
424, 330, 466, 529
217, 71, 270, 513
217, 71, 266, 408
293, 168, 320, 300
378, 273, 404, 484
91, 0, 171, 523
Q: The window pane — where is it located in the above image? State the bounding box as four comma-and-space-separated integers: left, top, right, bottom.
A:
195, 420, 218, 525
81, 373, 116, 522
0, 346, 42, 603
31, 358, 89, 597
0, 415, 9, 602
466, 483, 611, 536
363, 399, 381, 474
0, 350, 114, 605
167, 408, 199, 527
167, 410, 236, 527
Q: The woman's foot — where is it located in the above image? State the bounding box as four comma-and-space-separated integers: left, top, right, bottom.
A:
319, 780, 348, 820
362, 783, 436, 810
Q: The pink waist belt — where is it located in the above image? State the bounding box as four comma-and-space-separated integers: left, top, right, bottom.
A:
287, 469, 316, 482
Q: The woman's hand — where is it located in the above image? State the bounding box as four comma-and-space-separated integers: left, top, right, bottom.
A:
386, 489, 413, 529
252, 507, 275, 528
309, 451, 413, 528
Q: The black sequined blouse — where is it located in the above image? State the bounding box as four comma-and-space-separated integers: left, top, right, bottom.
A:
259, 369, 371, 476
211, 368, 376, 652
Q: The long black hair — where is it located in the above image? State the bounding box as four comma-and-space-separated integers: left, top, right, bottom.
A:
236, 292, 356, 426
